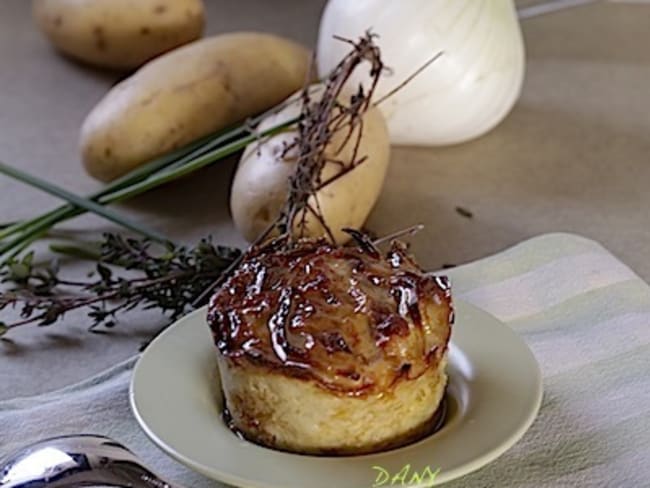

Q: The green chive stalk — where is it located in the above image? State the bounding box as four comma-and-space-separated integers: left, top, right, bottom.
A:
0, 115, 297, 259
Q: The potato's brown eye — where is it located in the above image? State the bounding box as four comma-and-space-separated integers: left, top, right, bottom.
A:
208, 238, 452, 455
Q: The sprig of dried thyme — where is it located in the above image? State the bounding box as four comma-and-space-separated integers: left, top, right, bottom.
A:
0, 234, 239, 336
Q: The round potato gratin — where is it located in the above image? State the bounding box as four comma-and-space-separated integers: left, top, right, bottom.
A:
208, 238, 453, 455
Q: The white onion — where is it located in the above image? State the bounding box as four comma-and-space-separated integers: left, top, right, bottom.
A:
317, 0, 525, 146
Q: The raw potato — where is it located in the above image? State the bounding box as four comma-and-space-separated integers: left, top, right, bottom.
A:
80, 32, 311, 182
33, 0, 205, 70
231, 88, 391, 244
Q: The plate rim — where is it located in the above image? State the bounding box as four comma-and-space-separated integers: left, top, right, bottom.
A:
130, 300, 543, 487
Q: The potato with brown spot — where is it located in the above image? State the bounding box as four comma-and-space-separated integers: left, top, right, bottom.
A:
32, 0, 205, 70
80, 32, 311, 182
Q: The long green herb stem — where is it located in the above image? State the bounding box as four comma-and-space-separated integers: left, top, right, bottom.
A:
0, 115, 298, 260
0, 132, 222, 252
0, 133, 213, 242
0, 161, 169, 244
105, 119, 296, 203
0, 112, 264, 243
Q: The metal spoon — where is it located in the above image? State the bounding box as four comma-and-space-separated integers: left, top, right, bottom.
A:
0, 434, 183, 488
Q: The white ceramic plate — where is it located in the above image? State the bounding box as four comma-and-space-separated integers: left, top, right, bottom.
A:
130, 300, 542, 488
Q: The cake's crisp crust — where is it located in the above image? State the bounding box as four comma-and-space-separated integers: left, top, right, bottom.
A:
208, 238, 452, 396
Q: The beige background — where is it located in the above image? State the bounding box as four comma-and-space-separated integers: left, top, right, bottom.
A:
0, 0, 649, 399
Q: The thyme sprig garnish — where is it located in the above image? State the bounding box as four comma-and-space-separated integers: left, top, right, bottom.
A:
274, 32, 385, 247
0, 234, 240, 334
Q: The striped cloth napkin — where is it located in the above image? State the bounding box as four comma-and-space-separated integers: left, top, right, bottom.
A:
1, 233, 649, 487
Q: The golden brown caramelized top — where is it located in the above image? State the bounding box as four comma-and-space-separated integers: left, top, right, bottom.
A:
208, 238, 452, 396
